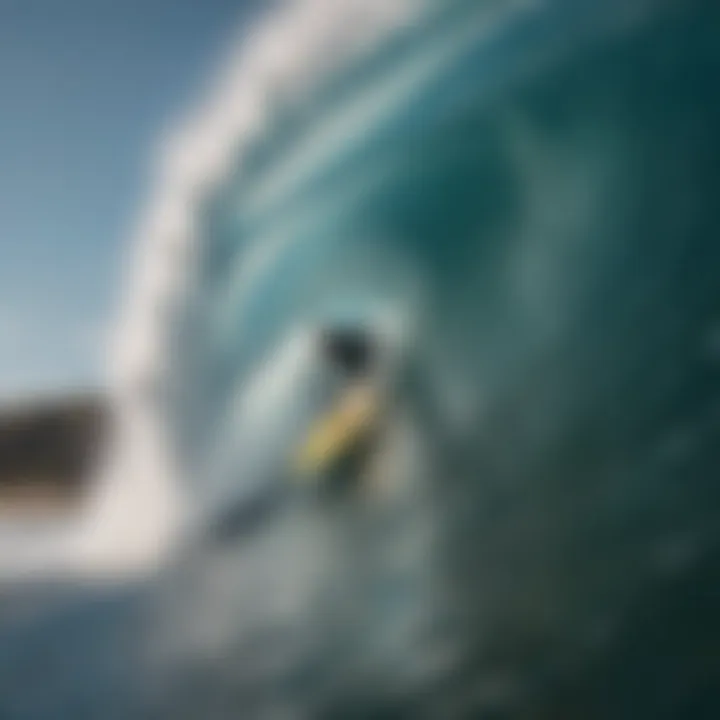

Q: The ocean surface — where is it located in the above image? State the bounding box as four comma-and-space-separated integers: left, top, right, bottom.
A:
2, 0, 720, 717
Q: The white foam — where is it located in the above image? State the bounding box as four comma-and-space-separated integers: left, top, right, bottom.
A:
73, 0, 422, 578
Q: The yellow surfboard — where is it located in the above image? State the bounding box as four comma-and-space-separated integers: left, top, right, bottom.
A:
293, 383, 380, 477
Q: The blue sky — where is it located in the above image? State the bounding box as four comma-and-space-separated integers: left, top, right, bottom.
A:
0, 0, 256, 401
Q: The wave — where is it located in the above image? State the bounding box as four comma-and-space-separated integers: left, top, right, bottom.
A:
73, 0, 437, 577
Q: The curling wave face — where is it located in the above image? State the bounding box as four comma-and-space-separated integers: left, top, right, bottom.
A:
95, 0, 720, 717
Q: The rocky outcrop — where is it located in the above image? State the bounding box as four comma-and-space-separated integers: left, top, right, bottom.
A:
0, 396, 107, 512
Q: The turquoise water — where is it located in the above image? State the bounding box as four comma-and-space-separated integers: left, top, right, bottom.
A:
165, 0, 660, 483
3, 0, 720, 717
150, 1, 720, 715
